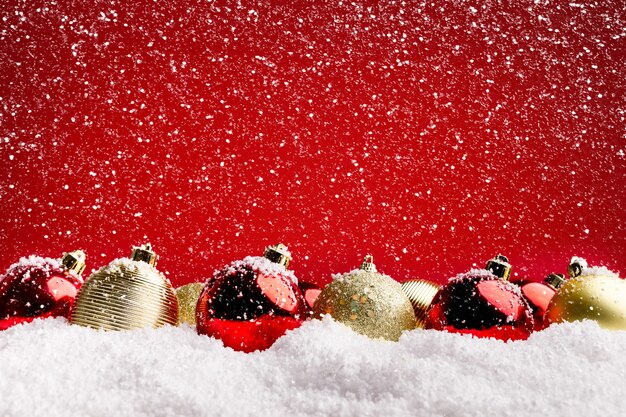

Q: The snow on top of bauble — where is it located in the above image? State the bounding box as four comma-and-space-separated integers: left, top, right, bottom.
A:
97, 258, 172, 285
331, 268, 360, 280
446, 268, 531, 323
1, 255, 63, 284
581, 266, 619, 278
103, 257, 157, 274
449, 268, 527, 299
220, 256, 298, 284
447, 268, 497, 282
331, 268, 395, 283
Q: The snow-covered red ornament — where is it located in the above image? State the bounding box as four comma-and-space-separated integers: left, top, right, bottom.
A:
515, 258, 585, 331
424, 255, 535, 341
196, 244, 308, 352
0, 250, 86, 330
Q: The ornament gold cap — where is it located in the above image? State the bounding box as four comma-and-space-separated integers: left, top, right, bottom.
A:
131, 243, 158, 266
568, 256, 588, 278
61, 250, 86, 276
485, 254, 512, 280
263, 243, 292, 268
545, 273, 566, 289
360, 255, 377, 272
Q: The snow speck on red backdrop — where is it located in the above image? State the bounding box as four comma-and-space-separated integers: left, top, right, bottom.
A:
0, 1, 624, 286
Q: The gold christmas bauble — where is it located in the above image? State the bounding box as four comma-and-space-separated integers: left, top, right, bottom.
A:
71, 243, 179, 331
546, 273, 626, 330
175, 282, 204, 326
401, 279, 441, 328
313, 255, 416, 341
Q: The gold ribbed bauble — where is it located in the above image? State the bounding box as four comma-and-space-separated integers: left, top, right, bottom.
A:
70, 243, 179, 331
546, 273, 626, 330
401, 279, 441, 328
313, 255, 416, 341
175, 282, 204, 326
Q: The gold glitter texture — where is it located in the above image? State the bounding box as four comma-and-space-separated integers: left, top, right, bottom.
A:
175, 282, 204, 326
313, 256, 416, 341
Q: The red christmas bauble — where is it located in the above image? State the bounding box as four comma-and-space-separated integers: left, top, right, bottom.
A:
298, 281, 322, 311
0, 254, 84, 330
517, 273, 567, 331
425, 270, 535, 341
518, 281, 555, 331
196, 250, 307, 352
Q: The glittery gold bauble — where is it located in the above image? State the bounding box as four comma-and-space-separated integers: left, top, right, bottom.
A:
175, 282, 204, 326
401, 279, 441, 328
313, 255, 416, 341
71, 243, 178, 331
546, 273, 626, 330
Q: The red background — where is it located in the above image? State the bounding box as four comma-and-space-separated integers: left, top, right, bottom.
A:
1, 0, 624, 286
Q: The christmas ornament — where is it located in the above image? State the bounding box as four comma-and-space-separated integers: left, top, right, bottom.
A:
516, 258, 580, 331
313, 255, 416, 341
298, 281, 322, 311
175, 282, 204, 326
196, 243, 307, 352
70, 243, 178, 331
546, 259, 626, 330
424, 255, 535, 341
401, 279, 441, 328
518, 273, 565, 330
0, 251, 86, 330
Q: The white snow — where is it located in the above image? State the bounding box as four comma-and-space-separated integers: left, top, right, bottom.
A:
218, 256, 298, 285
580, 266, 619, 278
331, 268, 390, 281
102, 257, 161, 275
0, 318, 624, 417
96, 258, 173, 285
0, 255, 65, 283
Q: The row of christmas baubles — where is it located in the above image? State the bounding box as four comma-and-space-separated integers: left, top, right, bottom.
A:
0, 243, 624, 352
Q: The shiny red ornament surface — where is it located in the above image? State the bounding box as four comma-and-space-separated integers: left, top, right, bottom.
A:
518, 280, 557, 331
298, 281, 322, 311
196, 257, 307, 352
0, 257, 83, 330
425, 271, 534, 340
198, 316, 303, 354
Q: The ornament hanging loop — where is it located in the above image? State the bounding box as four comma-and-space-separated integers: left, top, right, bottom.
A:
360, 255, 377, 272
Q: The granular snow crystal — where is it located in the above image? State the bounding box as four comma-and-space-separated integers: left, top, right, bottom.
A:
0, 317, 625, 417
